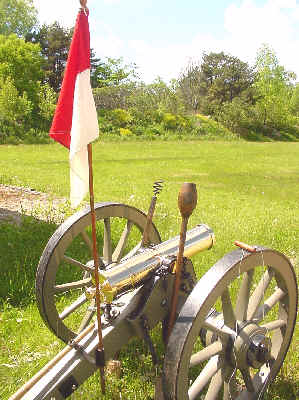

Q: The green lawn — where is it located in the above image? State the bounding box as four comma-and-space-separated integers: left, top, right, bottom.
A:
0, 141, 298, 399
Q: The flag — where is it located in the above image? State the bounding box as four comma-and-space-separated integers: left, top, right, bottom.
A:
50, 9, 99, 208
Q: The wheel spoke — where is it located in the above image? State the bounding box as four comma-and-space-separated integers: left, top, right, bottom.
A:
204, 369, 223, 400
247, 268, 274, 321
53, 277, 92, 293
255, 288, 286, 322
221, 288, 237, 329
235, 270, 254, 321
240, 367, 255, 392
223, 376, 239, 400
37, 203, 162, 343
236, 365, 270, 399
63, 255, 94, 273
59, 294, 88, 320
190, 341, 223, 367
223, 381, 232, 400
267, 356, 276, 367
103, 217, 112, 263
122, 241, 142, 261
261, 319, 286, 331
188, 356, 220, 400
112, 221, 133, 263
162, 248, 297, 400
78, 299, 96, 332
222, 365, 238, 400
80, 230, 93, 254
203, 320, 236, 341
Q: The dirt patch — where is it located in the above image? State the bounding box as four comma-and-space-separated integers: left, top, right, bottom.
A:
0, 184, 67, 225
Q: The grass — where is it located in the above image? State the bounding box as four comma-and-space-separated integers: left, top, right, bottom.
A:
0, 140, 298, 399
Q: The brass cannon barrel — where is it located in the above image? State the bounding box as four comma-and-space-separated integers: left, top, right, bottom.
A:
96, 224, 214, 301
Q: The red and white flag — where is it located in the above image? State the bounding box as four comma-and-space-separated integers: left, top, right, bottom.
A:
50, 9, 99, 208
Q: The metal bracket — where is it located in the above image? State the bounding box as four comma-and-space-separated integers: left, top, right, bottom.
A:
68, 340, 96, 365
58, 375, 79, 398
139, 315, 158, 365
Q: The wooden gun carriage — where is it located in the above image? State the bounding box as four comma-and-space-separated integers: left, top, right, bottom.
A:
10, 183, 298, 400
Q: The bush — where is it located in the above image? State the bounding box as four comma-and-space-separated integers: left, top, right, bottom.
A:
216, 98, 254, 133
216, 98, 299, 141
195, 114, 237, 140
162, 112, 187, 131
0, 78, 56, 144
23, 129, 51, 144
119, 128, 133, 136
95, 106, 240, 141
0, 77, 32, 141
98, 108, 134, 137
111, 108, 133, 127
36, 83, 57, 132
93, 85, 134, 110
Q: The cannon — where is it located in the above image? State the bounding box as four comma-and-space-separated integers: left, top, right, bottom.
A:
10, 183, 298, 400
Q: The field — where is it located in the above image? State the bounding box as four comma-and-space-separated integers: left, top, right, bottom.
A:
0, 141, 298, 399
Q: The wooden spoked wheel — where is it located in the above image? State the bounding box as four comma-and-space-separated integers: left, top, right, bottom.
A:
162, 248, 297, 400
36, 202, 161, 343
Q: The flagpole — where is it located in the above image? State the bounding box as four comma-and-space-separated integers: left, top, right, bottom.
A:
76, 2, 105, 394
87, 143, 106, 393
87, 143, 106, 394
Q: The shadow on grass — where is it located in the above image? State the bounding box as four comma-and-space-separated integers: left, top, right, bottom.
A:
0, 212, 57, 306
266, 374, 299, 400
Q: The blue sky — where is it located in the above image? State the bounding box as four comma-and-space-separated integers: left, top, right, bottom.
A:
33, 0, 299, 82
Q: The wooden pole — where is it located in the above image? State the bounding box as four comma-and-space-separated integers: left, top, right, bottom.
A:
166, 183, 197, 342
79, 1, 105, 392
79, 0, 88, 12
87, 143, 106, 394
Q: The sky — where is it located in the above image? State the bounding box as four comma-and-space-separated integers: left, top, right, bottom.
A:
32, 0, 299, 83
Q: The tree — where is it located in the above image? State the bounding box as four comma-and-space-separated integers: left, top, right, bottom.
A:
200, 52, 255, 111
0, 76, 32, 140
290, 83, 299, 117
0, 34, 44, 105
254, 44, 296, 128
93, 85, 134, 110
36, 82, 57, 131
129, 78, 183, 115
0, 34, 57, 139
0, 0, 37, 37
91, 57, 139, 88
177, 59, 204, 112
177, 52, 255, 114
26, 22, 72, 92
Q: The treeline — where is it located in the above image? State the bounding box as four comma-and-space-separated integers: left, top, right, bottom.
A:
0, 0, 298, 144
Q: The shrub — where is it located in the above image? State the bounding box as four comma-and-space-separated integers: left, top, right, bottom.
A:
0, 77, 32, 141
23, 129, 51, 144
93, 85, 134, 110
119, 128, 133, 136
36, 83, 57, 132
216, 98, 254, 133
111, 108, 133, 127
195, 114, 237, 140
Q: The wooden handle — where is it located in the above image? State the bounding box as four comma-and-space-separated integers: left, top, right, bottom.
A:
178, 182, 197, 218
79, 0, 89, 12
166, 183, 197, 342
234, 240, 257, 253
80, 0, 87, 8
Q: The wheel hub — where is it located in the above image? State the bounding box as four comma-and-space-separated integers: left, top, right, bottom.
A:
234, 323, 272, 369
247, 333, 272, 369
